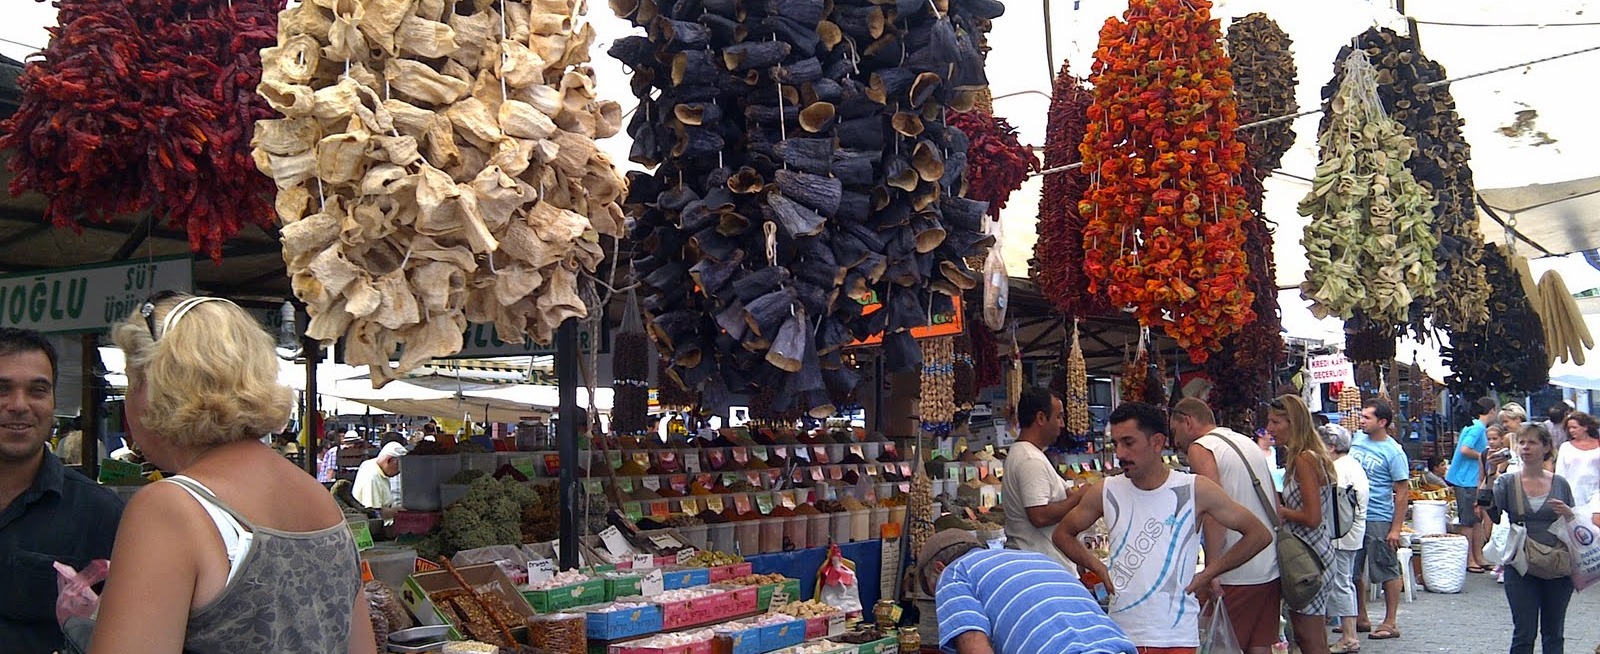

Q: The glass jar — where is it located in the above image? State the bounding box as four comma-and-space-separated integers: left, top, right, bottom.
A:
898, 626, 921, 653
874, 600, 900, 629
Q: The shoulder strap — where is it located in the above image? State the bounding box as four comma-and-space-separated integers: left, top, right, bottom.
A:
1510, 472, 1527, 525
1213, 433, 1281, 528
164, 475, 258, 531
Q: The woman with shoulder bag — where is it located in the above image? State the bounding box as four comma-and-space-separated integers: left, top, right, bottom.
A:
1494, 424, 1577, 654
1268, 395, 1337, 654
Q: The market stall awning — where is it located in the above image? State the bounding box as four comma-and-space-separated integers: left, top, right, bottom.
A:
1478, 175, 1600, 258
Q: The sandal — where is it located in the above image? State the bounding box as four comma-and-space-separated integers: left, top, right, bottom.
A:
1330, 642, 1362, 654
1332, 624, 1371, 634
1466, 565, 1488, 573
1369, 626, 1401, 640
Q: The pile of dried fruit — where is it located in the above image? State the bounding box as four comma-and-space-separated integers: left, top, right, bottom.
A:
1225, 13, 1297, 172
1298, 49, 1437, 325
1, 0, 284, 258
612, 0, 1002, 416
1443, 244, 1548, 396
1079, 0, 1254, 362
257, 0, 626, 385
1032, 62, 1107, 317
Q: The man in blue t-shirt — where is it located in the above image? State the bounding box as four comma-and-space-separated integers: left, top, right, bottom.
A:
1446, 397, 1496, 573
918, 528, 1136, 654
1349, 400, 1409, 640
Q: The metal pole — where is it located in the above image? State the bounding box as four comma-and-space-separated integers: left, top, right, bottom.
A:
304, 337, 320, 476
556, 319, 581, 569
81, 334, 102, 481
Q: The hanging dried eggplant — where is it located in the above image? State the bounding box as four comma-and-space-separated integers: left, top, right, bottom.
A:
259, 0, 626, 386
612, 295, 652, 435
953, 332, 977, 411
1225, 13, 1297, 172
1442, 244, 1548, 396
1320, 28, 1489, 335
612, 0, 998, 415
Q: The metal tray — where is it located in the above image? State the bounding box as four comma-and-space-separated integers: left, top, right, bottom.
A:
388, 624, 453, 653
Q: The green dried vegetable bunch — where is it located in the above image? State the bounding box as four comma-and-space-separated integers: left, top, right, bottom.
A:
1298, 49, 1437, 324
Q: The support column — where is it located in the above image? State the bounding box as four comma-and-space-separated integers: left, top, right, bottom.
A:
556, 319, 581, 569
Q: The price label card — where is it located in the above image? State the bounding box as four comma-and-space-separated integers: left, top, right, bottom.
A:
608, 451, 624, 470
624, 502, 644, 523
732, 447, 749, 464
751, 446, 769, 462
734, 494, 754, 514
882, 442, 898, 459
696, 473, 715, 488
722, 473, 742, 488
684, 455, 701, 474
746, 470, 764, 487
97, 458, 143, 484
755, 493, 775, 515
619, 477, 636, 493
632, 552, 657, 570
829, 466, 846, 481
641, 569, 665, 596
527, 558, 555, 584
543, 453, 562, 477
780, 491, 798, 509
850, 445, 864, 460
658, 451, 680, 473
650, 501, 670, 519
348, 520, 374, 551
680, 497, 702, 515
813, 446, 830, 464
810, 467, 825, 482
633, 452, 652, 468
965, 464, 980, 482
675, 546, 697, 564
360, 559, 374, 583
793, 446, 811, 462
642, 476, 661, 491
647, 532, 682, 550
898, 463, 912, 478
669, 475, 689, 493
708, 450, 728, 470
600, 525, 635, 558
770, 587, 791, 606
827, 615, 845, 637
585, 480, 605, 496
706, 496, 725, 513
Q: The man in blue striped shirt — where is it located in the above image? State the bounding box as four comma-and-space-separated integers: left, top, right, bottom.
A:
917, 529, 1137, 654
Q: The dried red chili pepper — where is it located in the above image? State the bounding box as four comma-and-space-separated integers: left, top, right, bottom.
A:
1032, 61, 1110, 318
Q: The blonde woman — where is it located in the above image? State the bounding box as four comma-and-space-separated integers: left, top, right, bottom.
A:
89, 294, 375, 654
1500, 403, 1532, 474
1268, 395, 1336, 654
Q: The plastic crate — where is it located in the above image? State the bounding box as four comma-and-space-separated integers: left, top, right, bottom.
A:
708, 562, 754, 583
716, 585, 759, 615
584, 604, 664, 641
856, 636, 899, 654
755, 579, 801, 611
523, 579, 608, 613
604, 574, 643, 601
390, 511, 442, 536
662, 566, 712, 590
714, 624, 765, 654
760, 619, 807, 652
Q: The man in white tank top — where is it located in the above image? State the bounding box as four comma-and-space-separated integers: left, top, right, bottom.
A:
1054, 402, 1273, 654
1170, 398, 1281, 654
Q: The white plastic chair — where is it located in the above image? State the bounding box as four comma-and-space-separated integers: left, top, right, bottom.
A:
1368, 546, 1416, 602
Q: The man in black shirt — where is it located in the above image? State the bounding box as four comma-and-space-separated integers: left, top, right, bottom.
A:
0, 328, 124, 654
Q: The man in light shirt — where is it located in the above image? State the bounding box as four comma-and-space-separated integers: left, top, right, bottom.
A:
1170, 397, 1280, 654
1001, 386, 1083, 573
353, 441, 407, 514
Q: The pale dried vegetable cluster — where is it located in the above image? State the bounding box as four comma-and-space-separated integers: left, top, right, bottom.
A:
253, 0, 625, 384
1298, 49, 1437, 325
918, 337, 955, 432
1065, 323, 1090, 435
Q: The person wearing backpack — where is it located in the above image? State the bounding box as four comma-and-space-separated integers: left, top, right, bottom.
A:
1268, 396, 1337, 654
1319, 424, 1368, 654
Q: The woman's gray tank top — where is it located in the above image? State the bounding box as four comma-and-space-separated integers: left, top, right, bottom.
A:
165, 476, 361, 654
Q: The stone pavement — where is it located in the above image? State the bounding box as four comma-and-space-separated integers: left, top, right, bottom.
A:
1336, 571, 1600, 654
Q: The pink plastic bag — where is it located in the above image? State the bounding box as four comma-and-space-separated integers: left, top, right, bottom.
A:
54, 560, 110, 625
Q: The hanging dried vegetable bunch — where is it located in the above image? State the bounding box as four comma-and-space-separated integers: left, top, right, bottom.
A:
1065, 322, 1090, 435
1323, 28, 1488, 335
1537, 270, 1594, 366
946, 108, 1037, 220
256, 0, 627, 385
1442, 244, 1548, 396
1005, 331, 1023, 422
1343, 321, 1402, 364
1032, 62, 1108, 317
612, 295, 652, 435
1298, 48, 1437, 325
611, 0, 1002, 417
1079, 0, 1254, 362
1142, 339, 1168, 407
1336, 383, 1363, 426
1408, 358, 1438, 414
1203, 157, 1282, 417
953, 332, 977, 410
1224, 12, 1297, 172
1119, 332, 1149, 405
657, 358, 697, 408
969, 319, 1003, 389
919, 337, 956, 433
1, 0, 284, 258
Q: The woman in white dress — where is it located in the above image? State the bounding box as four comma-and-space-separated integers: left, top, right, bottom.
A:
1555, 411, 1600, 509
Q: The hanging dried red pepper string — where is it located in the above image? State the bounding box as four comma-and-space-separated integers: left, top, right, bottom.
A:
1032, 61, 1107, 318
1079, 0, 1254, 363
1, 0, 282, 259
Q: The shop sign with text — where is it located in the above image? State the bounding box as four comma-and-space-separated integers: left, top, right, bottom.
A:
0, 257, 192, 333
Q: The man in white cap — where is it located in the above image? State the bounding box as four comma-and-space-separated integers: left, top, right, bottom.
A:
353, 441, 407, 513
918, 527, 1135, 654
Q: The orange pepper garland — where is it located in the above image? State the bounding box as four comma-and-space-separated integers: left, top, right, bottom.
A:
1078, 0, 1253, 363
